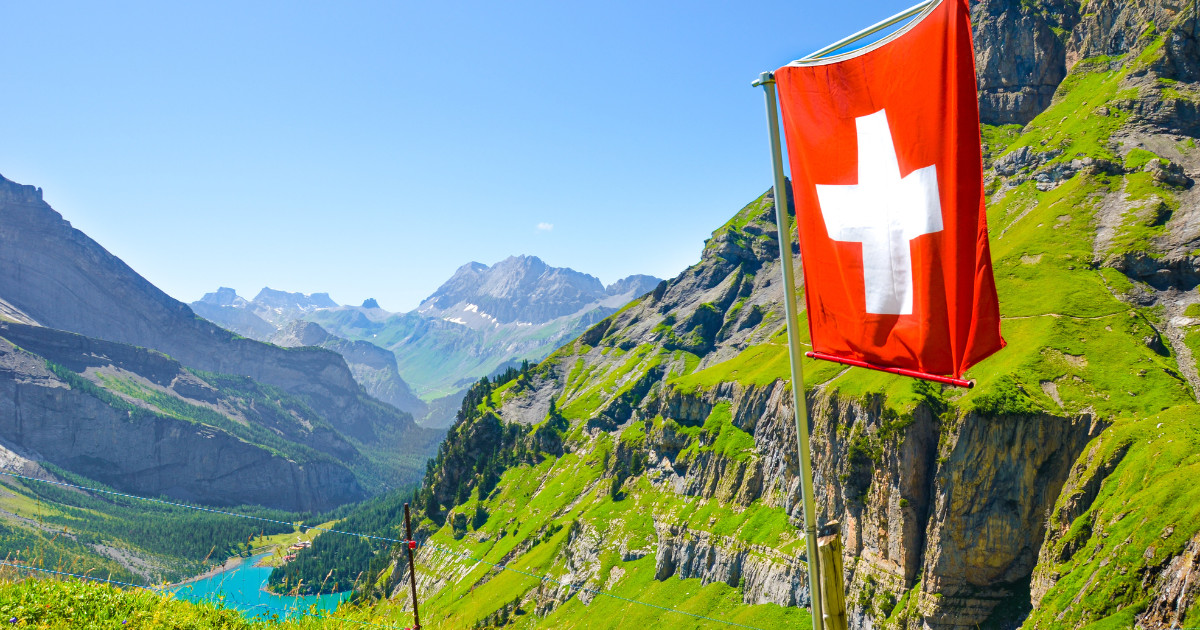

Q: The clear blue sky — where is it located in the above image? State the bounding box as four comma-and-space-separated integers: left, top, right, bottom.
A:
2, 0, 915, 312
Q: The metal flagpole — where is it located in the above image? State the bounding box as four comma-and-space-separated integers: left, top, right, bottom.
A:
751, 70, 824, 630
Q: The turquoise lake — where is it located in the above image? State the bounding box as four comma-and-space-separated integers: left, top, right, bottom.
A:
167, 554, 351, 621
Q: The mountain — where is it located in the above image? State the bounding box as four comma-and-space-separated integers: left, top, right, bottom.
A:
416, 255, 649, 326
190, 288, 428, 419
340, 3, 1200, 628
605, 273, 663, 297
250, 287, 338, 326
190, 287, 277, 339
191, 286, 336, 337
0, 321, 364, 512
195, 259, 662, 428
0, 174, 442, 511
268, 320, 428, 419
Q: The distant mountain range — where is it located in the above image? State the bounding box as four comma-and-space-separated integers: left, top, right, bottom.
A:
0, 173, 441, 512
191, 257, 661, 427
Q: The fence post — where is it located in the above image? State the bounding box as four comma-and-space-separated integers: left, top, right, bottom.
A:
817, 521, 848, 630
404, 503, 421, 630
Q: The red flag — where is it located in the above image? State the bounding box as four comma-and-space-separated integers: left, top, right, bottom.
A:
775, 0, 1003, 380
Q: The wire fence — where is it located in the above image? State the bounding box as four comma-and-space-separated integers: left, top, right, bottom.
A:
0, 471, 770, 629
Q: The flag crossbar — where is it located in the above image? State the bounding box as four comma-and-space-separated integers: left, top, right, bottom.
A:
805, 351, 975, 388
797, 0, 935, 62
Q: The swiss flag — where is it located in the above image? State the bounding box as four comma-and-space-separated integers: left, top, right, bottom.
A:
775, 0, 1003, 380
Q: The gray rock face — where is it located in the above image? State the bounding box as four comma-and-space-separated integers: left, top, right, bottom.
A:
1138, 531, 1200, 629
973, 0, 1078, 125
653, 523, 809, 607
971, 0, 1199, 125
0, 324, 365, 512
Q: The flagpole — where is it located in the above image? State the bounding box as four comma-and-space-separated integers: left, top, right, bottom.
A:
752, 70, 824, 630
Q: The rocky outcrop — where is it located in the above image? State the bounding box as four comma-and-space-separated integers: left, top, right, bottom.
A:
972, 0, 1200, 126
972, 0, 1079, 125
653, 523, 810, 607
1139, 532, 1200, 629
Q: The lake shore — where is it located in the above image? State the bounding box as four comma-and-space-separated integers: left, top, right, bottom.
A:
169, 552, 270, 588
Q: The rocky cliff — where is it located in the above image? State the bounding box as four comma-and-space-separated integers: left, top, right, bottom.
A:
0, 322, 365, 512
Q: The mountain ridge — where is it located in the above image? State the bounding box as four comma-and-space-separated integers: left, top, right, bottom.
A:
0, 171, 442, 511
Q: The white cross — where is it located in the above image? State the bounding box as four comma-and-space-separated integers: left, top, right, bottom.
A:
815, 109, 943, 315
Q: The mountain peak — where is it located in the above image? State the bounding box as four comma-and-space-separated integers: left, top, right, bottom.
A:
362, 298, 380, 309
252, 287, 338, 310
0, 173, 44, 205
418, 255, 606, 325
197, 287, 248, 307
606, 274, 663, 298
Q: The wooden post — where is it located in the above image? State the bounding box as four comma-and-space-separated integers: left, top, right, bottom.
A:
817, 521, 848, 630
403, 503, 421, 630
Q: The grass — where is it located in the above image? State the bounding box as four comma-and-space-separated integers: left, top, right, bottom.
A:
559, 343, 662, 419
1004, 58, 1132, 164
0, 576, 385, 629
